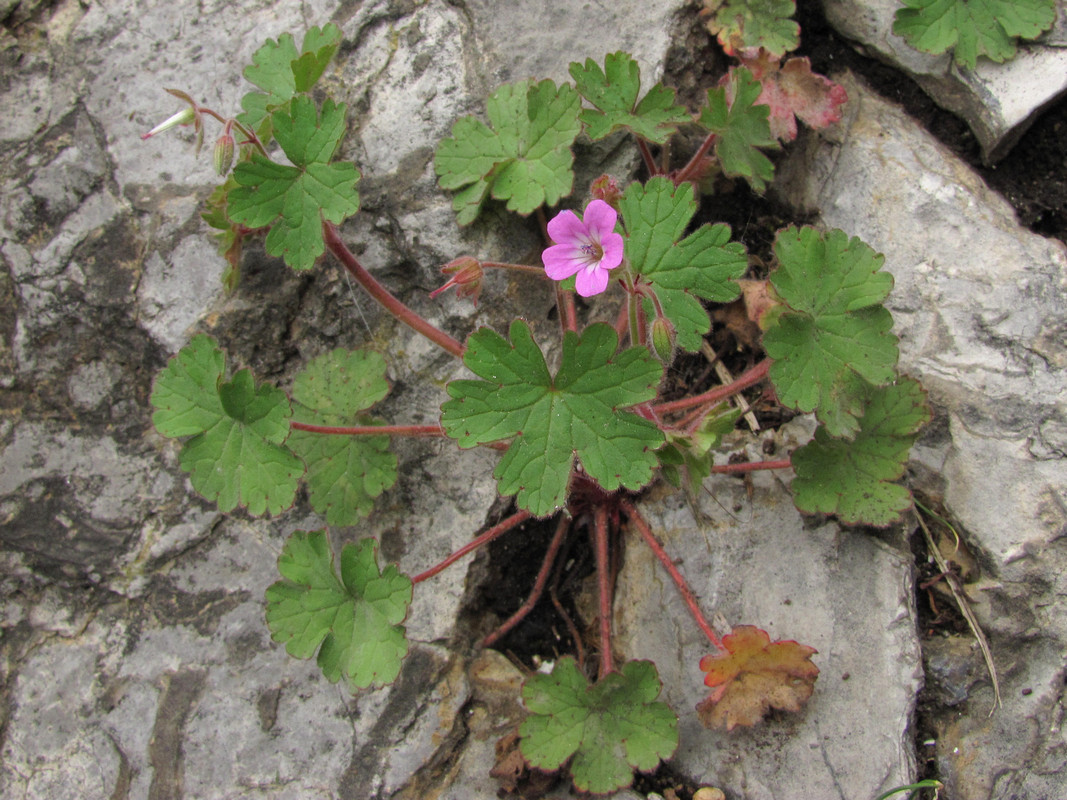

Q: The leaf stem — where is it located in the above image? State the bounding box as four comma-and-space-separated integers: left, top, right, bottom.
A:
290, 421, 447, 437
653, 358, 769, 416
411, 510, 532, 584
674, 131, 718, 185
482, 514, 570, 648
711, 458, 791, 474
621, 498, 725, 653
323, 222, 465, 359
593, 504, 615, 677
637, 138, 659, 176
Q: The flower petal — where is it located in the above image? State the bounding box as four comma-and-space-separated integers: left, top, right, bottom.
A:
546, 209, 587, 246
598, 230, 625, 271
574, 265, 610, 297
542, 244, 584, 280
581, 199, 618, 240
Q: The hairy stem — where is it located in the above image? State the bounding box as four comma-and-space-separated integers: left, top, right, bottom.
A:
557, 285, 578, 333
637, 138, 659, 176
621, 499, 725, 653
480, 261, 549, 278
614, 302, 630, 341
412, 510, 532, 584
711, 458, 791, 474
593, 504, 615, 677
653, 358, 770, 416
482, 514, 570, 648
674, 131, 718, 185
323, 222, 465, 359
290, 421, 446, 437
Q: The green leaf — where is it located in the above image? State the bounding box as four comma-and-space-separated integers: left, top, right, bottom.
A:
792, 378, 930, 525
202, 177, 246, 290
698, 68, 779, 192
892, 0, 1056, 70
150, 335, 303, 515
519, 658, 678, 794
435, 79, 581, 224
228, 97, 360, 271
659, 405, 742, 494
762, 226, 899, 439
569, 52, 691, 144
238, 24, 343, 134
620, 177, 747, 351
705, 0, 800, 56
441, 321, 664, 517
265, 531, 412, 689
286, 349, 398, 526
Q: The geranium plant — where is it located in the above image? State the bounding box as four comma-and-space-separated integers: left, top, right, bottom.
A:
143, 7, 928, 795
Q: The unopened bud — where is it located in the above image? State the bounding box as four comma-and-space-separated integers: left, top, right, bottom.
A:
141, 106, 196, 140
430, 256, 483, 305
590, 174, 621, 208
213, 128, 235, 175
650, 316, 675, 362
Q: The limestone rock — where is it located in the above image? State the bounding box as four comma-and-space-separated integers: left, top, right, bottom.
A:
615, 430, 923, 799
776, 70, 1067, 800
822, 0, 1067, 161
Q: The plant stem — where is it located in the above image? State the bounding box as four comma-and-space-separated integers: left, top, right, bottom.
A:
653, 358, 770, 416
289, 421, 447, 438
558, 285, 578, 333
621, 499, 725, 653
411, 510, 532, 584
637, 138, 659, 176
323, 222, 465, 359
674, 131, 718, 185
480, 261, 549, 278
711, 458, 791, 474
482, 514, 570, 648
623, 274, 643, 347
614, 302, 630, 341
593, 504, 615, 677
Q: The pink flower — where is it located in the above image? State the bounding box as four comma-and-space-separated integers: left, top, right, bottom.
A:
542, 199, 625, 297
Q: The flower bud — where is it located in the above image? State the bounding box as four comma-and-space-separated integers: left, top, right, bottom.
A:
430, 256, 483, 305
590, 174, 621, 208
141, 106, 196, 140
213, 128, 235, 175
650, 316, 675, 362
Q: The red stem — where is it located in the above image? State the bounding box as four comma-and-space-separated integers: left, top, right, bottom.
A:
674, 131, 718, 185
711, 458, 791, 474
562, 289, 578, 333
323, 222, 465, 359
412, 510, 532, 584
620, 498, 725, 653
637, 138, 659, 176
593, 504, 615, 677
653, 359, 770, 416
290, 421, 446, 437
614, 302, 630, 341
480, 261, 549, 278
482, 514, 570, 648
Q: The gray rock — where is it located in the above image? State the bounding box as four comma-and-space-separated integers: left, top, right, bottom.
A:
615, 426, 923, 799
776, 70, 1067, 800
822, 0, 1067, 161
0, 0, 698, 797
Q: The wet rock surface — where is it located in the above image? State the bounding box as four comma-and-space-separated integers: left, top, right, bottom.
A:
1, 1, 1066, 799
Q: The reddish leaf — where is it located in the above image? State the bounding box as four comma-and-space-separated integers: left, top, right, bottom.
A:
697, 625, 818, 731
732, 51, 848, 141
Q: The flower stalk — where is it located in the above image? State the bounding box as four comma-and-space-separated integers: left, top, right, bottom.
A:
323, 222, 465, 359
